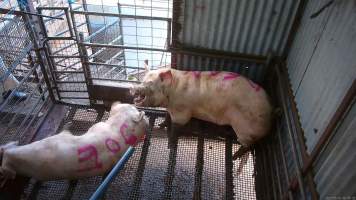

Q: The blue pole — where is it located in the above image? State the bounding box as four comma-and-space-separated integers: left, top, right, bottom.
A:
89, 147, 135, 200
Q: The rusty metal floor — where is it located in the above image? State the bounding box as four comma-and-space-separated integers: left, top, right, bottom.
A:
19, 106, 256, 200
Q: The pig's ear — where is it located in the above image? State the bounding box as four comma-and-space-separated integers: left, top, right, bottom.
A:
109, 101, 121, 116
159, 70, 172, 84
133, 111, 145, 123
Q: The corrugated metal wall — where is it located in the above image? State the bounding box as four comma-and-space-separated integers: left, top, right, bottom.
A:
177, 0, 299, 56
286, 0, 356, 198
173, 0, 301, 83
287, 0, 356, 152
314, 100, 356, 199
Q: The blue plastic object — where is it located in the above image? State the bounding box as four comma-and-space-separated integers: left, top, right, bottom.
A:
89, 147, 135, 200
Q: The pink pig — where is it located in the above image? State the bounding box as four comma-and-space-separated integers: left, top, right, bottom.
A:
0, 103, 148, 183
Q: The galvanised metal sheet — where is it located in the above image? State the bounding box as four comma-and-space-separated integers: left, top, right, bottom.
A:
286, 0, 356, 198
174, 0, 300, 83
287, 0, 356, 152
176, 0, 299, 56
314, 101, 356, 199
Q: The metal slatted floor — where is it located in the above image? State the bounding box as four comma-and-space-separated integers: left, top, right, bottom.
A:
20, 106, 256, 200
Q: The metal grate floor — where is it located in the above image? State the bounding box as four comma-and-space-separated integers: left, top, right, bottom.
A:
20, 106, 256, 200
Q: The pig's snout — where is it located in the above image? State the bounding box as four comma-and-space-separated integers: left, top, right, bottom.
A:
131, 85, 147, 106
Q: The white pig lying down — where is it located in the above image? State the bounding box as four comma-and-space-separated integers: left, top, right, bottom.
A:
131, 69, 273, 158
0, 103, 148, 184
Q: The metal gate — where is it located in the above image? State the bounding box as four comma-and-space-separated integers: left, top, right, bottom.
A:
37, 3, 172, 106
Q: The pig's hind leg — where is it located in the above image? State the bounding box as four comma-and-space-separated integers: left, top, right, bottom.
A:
0, 141, 18, 187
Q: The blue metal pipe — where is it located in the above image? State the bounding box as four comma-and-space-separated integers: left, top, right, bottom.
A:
89, 146, 135, 200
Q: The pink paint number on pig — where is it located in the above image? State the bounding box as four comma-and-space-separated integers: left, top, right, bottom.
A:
120, 123, 138, 146
223, 72, 240, 81
77, 144, 102, 172
105, 138, 121, 153
209, 71, 220, 77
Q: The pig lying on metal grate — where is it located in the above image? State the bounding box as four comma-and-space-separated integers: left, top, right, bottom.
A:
131, 69, 273, 159
0, 103, 148, 185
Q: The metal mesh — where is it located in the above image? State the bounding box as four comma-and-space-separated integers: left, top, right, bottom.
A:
0, 10, 51, 146
19, 106, 257, 199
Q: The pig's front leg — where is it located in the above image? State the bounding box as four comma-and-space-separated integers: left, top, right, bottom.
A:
168, 109, 191, 125
166, 110, 191, 149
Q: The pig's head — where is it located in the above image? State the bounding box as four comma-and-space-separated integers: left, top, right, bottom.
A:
130, 69, 172, 107
109, 102, 149, 144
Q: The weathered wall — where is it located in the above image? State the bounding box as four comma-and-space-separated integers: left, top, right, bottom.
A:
286, 0, 356, 198
287, 0, 356, 152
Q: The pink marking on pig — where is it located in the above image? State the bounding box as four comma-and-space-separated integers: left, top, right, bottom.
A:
192, 71, 201, 79
223, 72, 240, 81
105, 138, 121, 153
248, 80, 261, 92
209, 71, 220, 77
77, 144, 102, 172
120, 123, 138, 146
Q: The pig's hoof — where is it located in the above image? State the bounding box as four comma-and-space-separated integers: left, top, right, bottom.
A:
232, 146, 250, 160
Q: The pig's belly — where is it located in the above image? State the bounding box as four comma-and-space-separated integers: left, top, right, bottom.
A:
5, 134, 117, 180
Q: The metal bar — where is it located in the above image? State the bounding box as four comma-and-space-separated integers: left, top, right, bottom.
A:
43, 44, 61, 100
0, 62, 38, 111
88, 62, 145, 70
84, 20, 119, 42
89, 147, 135, 200
50, 55, 82, 58
88, 36, 123, 59
57, 90, 88, 92
82, 42, 168, 52
193, 136, 204, 199
129, 118, 154, 199
37, 6, 69, 10
277, 122, 294, 200
276, 66, 306, 199
60, 96, 88, 99
282, 0, 308, 60
54, 70, 84, 73
271, 135, 284, 199
91, 77, 140, 84
78, 33, 94, 104
170, 47, 267, 64
0, 8, 63, 19
225, 138, 234, 200
56, 80, 86, 83
72, 10, 171, 21
163, 118, 178, 199
22, 13, 55, 103
64, 8, 74, 38
279, 64, 318, 199
46, 37, 74, 40
303, 79, 356, 173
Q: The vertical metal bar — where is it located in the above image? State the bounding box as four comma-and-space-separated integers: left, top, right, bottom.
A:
36, 8, 61, 100
280, 63, 318, 200
276, 64, 306, 199
43, 44, 61, 100
22, 13, 55, 102
167, 18, 172, 48
78, 33, 94, 104
270, 135, 284, 199
82, 0, 93, 39
64, 8, 74, 38
164, 123, 178, 199
225, 138, 234, 200
193, 135, 204, 199
277, 122, 294, 200
128, 116, 154, 199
